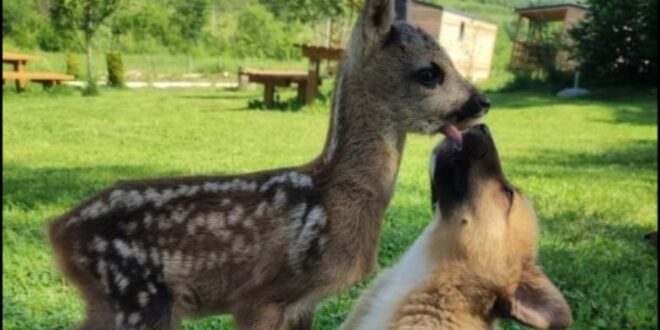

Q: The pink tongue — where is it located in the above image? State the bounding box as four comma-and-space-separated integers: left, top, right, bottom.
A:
440, 124, 463, 145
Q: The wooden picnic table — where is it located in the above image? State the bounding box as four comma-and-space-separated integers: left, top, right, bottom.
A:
297, 44, 344, 103
2, 51, 73, 91
239, 44, 344, 108
239, 68, 312, 107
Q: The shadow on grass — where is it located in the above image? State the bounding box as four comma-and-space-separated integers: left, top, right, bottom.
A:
2, 163, 175, 210
488, 92, 585, 110
487, 90, 657, 129
604, 103, 658, 127
532, 208, 657, 329
178, 93, 258, 100
508, 139, 657, 178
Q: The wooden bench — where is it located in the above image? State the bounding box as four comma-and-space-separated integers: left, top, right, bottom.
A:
239, 68, 321, 107
3, 52, 74, 91
3, 71, 74, 90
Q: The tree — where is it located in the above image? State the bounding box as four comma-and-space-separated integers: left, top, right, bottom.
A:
50, 0, 123, 95
259, 0, 347, 24
569, 0, 657, 85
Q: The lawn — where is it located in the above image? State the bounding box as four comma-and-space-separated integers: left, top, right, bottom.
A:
2, 86, 657, 329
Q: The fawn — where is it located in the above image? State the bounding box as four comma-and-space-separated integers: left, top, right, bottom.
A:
342, 124, 572, 330
48, 0, 490, 329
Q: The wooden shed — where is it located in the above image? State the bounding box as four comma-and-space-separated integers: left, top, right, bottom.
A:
401, 0, 498, 82
509, 2, 588, 72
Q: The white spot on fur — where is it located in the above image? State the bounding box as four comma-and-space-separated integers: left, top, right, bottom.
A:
232, 235, 245, 254
96, 259, 110, 292
64, 216, 80, 227
150, 248, 161, 266
260, 173, 288, 192
91, 236, 108, 252
288, 205, 327, 271
186, 185, 200, 196
114, 271, 130, 293
158, 188, 176, 207
243, 216, 255, 229
115, 312, 125, 327
147, 283, 157, 294
228, 205, 244, 226
80, 200, 108, 219
131, 242, 148, 265
175, 185, 190, 197
207, 252, 218, 269
260, 172, 312, 192
254, 202, 269, 218
128, 312, 141, 325
171, 206, 190, 224
138, 291, 149, 307
203, 182, 221, 193
216, 229, 231, 242
113, 239, 132, 258
144, 188, 160, 205
273, 189, 287, 209
289, 203, 307, 221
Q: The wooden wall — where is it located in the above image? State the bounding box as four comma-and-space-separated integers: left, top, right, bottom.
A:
438, 10, 497, 82
408, 1, 498, 82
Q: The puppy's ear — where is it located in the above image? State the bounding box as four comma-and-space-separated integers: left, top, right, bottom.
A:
352, 0, 396, 60
498, 264, 572, 329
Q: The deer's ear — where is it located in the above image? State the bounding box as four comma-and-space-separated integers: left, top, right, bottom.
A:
499, 265, 573, 329
355, 0, 396, 55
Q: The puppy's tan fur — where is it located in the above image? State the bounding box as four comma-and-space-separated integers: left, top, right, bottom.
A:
343, 126, 572, 330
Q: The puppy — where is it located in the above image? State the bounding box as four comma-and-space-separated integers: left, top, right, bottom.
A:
342, 124, 572, 330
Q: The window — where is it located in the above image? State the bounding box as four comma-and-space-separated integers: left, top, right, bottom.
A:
459, 22, 465, 41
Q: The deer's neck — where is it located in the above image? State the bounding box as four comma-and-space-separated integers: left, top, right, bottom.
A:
318, 75, 406, 200
311, 75, 406, 279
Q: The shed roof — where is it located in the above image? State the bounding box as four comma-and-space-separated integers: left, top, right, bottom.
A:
515, 2, 588, 21
410, 0, 496, 25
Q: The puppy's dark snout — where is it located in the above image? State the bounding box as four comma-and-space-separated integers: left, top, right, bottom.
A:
477, 124, 489, 135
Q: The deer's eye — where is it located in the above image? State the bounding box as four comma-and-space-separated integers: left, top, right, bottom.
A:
414, 64, 445, 88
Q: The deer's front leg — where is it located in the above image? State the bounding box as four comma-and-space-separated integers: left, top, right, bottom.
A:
234, 304, 287, 330
284, 304, 316, 330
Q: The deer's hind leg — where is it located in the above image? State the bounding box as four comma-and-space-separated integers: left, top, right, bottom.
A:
73, 266, 178, 330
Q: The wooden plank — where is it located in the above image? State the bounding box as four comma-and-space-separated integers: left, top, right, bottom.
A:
2, 52, 34, 63
299, 45, 344, 61
3, 71, 75, 81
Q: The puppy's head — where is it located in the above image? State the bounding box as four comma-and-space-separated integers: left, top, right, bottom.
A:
429, 124, 572, 329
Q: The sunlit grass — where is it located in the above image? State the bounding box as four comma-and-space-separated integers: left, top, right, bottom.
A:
3, 86, 657, 329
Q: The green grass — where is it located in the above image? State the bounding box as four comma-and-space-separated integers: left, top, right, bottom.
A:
1, 49, 308, 82
3, 86, 657, 329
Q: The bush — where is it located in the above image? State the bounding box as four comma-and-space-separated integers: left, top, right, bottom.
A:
83, 80, 99, 96
231, 4, 301, 60
65, 53, 81, 79
106, 52, 125, 88
570, 0, 657, 85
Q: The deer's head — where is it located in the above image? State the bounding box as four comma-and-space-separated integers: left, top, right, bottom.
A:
344, 0, 490, 141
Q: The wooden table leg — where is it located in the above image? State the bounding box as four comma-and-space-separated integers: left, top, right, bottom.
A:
14, 60, 27, 92
264, 83, 275, 108
297, 81, 307, 103
305, 60, 320, 105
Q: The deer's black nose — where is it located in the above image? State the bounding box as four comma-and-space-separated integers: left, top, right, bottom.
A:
477, 94, 491, 113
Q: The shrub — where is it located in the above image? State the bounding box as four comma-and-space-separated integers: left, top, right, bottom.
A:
231, 4, 300, 60
106, 52, 125, 88
570, 0, 657, 85
65, 53, 81, 79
